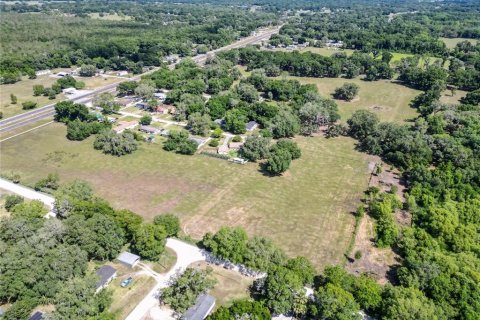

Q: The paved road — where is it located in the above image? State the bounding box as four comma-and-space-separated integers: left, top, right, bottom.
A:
125, 238, 206, 320
0, 27, 280, 135
0, 177, 55, 217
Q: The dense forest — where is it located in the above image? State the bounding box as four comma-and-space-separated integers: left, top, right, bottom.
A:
0, 1, 277, 83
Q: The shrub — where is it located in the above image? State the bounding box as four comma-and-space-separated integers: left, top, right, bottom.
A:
209, 139, 219, 147
354, 250, 362, 259
22, 101, 37, 110
333, 83, 360, 101
232, 135, 242, 142
4, 195, 24, 211
139, 114, 152, 125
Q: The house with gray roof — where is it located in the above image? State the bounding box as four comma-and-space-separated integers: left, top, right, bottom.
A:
96, 265, 117, 293
246, 120, 259, 131
182, 294, 216, 320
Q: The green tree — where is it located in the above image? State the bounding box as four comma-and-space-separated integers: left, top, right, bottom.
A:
310, 283, 361, 320
132, 223, 167, 260
79, 64, 97, 77
33, 84, 45, 96
236, 83, 259, 103
270, 139, 301, 160
224, 109, 247, 134
380, 285, 445, 320
333, 83, 360, 101
139, 114, 152, 125
54, 180, 94, 218
347, 110, 379, 140
93, 92, 120, 114
153, 214, 180, 237
269, 110, 300, 138
240, 135, 270, 161
94, 130, 139, 156
209, 299, 271, 320
202, 227, 248, 263
117, 81, 138, 96
265, 148, 292, 175
261, 266, 305, 315
285, 257, 316, 285
161, 267, 216, 313
11, 200, 47, 220
187, 112, 212, 136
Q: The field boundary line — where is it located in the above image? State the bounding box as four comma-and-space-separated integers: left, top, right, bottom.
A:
0, 121, 54, 143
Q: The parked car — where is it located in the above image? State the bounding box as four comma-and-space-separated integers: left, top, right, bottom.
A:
120, 277, 133, 288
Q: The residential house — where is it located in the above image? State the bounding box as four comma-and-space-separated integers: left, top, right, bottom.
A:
182, 294, 216, 320
113, 121, 137, 134
117, 71, 129, 76
139, 125, 161, 134
117, 252, 140, 268
246, 121, 259, 131
95, 265, 117, 293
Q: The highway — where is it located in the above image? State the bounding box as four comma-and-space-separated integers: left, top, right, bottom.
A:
0, 26, 280, 135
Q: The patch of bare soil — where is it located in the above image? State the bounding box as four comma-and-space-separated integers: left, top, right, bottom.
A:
347, 156, 407, 283
346, 215, 400, 284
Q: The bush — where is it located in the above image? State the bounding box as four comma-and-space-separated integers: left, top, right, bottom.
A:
211, 127, 223, 138
163, 130, 198, 155
4, 195, 24, 211
209, 139, 219, 147
354, 250, 362, 259
333, 83, 360, 101
232, 135, 242, 142
139, 114, 152, 125
22, 101, 37, 110
34, 173, 60, 192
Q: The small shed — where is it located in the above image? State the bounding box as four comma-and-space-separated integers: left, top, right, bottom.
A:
182, 294, 216, 320
29, 312, 44, 320
117, 252, 140, 268
246, 121, 259, 131
96, 265, 117, 293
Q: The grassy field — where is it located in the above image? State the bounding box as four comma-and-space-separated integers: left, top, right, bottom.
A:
0, 122, 370, 269
192, 261, 253, 307
283, 76, 420, 123
0, 75, 65, 118
440, 37, 478, 49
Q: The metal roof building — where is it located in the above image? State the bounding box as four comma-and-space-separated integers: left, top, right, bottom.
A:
117, 251, 140, 268
182, 294, 216, 320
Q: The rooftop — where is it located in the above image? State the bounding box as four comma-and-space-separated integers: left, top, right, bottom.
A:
117, 251, 140, 267
182, 294, 216, 320
29, 312, 44, 320
96, 265, 117, 289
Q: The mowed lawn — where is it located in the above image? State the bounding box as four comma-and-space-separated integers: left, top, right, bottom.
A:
0, 123, 370, 269
285, 76, 421, 123
440, 37, 478, 49
0, 75, 65, 118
